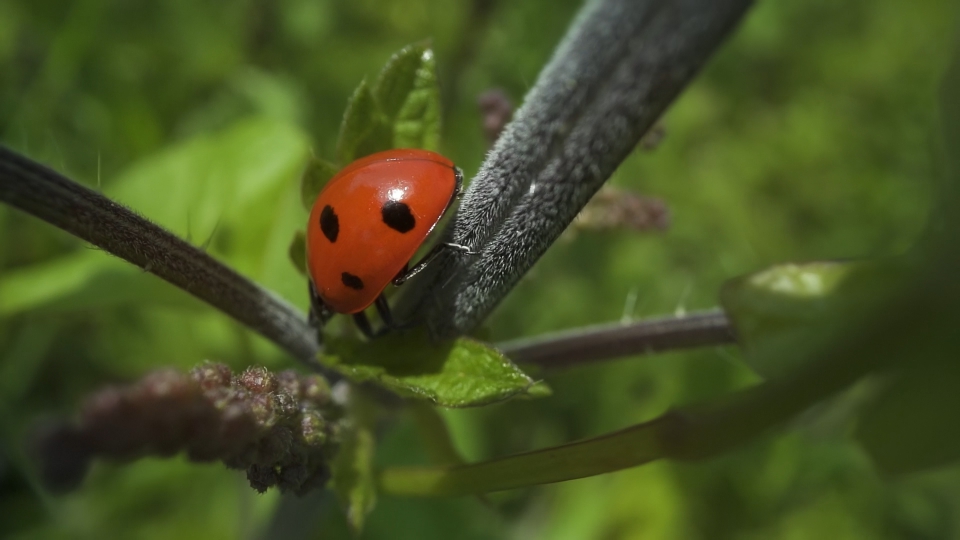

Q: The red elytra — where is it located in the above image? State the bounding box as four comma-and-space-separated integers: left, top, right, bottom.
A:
305, 149, 462, 329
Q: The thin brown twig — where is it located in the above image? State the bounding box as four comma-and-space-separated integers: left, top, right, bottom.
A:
500, 309, 737, 369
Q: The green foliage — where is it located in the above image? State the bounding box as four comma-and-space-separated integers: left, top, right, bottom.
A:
857, 361, 960, 475
720, 260, 881, 377
106, 117, 311, 290
1, 0, 957, 538
374, 44, 433, 120
321, 332, 548, 407
335, 80, 391, 165
0, 252, 194, 317
299, 156, 339, 211
377, 44, 442, 150
331, 44, 442, 166
332, 393, 379, 534
721, 262, 851, 371
287, 230, 307, 277
408, 402, 467, 466
720, 254, 960, 477
2, 118, 310, 321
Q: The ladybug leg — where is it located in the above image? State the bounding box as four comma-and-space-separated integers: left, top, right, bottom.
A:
374, 295, 396, 329
352, 311, 377, 340
392, 242, 475, 286
308, 280, 334, 330
375, 293, 425, 334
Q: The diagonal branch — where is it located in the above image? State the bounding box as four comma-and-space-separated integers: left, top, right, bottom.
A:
397, 0, 755, 338
0, 146, 323, 370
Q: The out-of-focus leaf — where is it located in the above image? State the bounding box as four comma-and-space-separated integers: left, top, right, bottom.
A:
108, 117, 308, 237
721, 259, 913, 377
335, 80, 391, 165
331, 393, 377, 534
106, 117, 311, 285
0, 319, 60, 403
288, 230, 307, 277
856, 358, 960, 475
229, 67, 305, 124
299, 156, 339, 211
0, 252, 198, 317
408, 401, 466, 466
320, 332, 548, 407
0, 253, 112, 316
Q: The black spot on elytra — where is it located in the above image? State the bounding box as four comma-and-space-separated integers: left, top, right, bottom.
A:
320, 205, 339, 242
341, 272, 364, 290
382, 200, 416, 233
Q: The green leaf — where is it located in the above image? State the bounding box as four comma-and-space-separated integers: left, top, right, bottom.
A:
105, 117, 311, 291
373, 43, 429, 121
393, 54, 441, 150
333, 44, 441, 165
335, 80, 391, 165
299, 155, 339, 211
331, 393, 378, 534
288, 230, 306, 276
108, 118, 308, 241
0, 252, 199, 317
319, 332, 548, 407
856, 359, 960, 475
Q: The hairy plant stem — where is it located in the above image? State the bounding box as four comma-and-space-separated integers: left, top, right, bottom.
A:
398, 0, 755, 338
0, 146, 323, 370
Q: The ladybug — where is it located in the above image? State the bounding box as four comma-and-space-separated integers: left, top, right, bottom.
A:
305, 148, 469, 338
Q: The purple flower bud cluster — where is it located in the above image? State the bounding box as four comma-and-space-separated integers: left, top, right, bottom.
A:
34, 362, 344, 496
477, 88, 514, 145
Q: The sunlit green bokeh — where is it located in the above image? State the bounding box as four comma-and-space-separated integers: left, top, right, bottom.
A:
1, 0, 958, 538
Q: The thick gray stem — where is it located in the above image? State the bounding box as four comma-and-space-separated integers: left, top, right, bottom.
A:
399, 0, 754, 338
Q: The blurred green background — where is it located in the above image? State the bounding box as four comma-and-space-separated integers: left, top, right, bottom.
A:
1, 0, 958, 538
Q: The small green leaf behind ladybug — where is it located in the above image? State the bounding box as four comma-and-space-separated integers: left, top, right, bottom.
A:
288, 230, 307, 277
300, 155, 340, 212
374, 42, 431, 120
320, 330, 550, 408
374, 43, 442, 151
333, 43, 442, 167
335, 80, 393, 166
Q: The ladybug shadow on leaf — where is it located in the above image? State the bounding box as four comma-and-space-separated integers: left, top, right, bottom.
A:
325, 329, 455, 377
